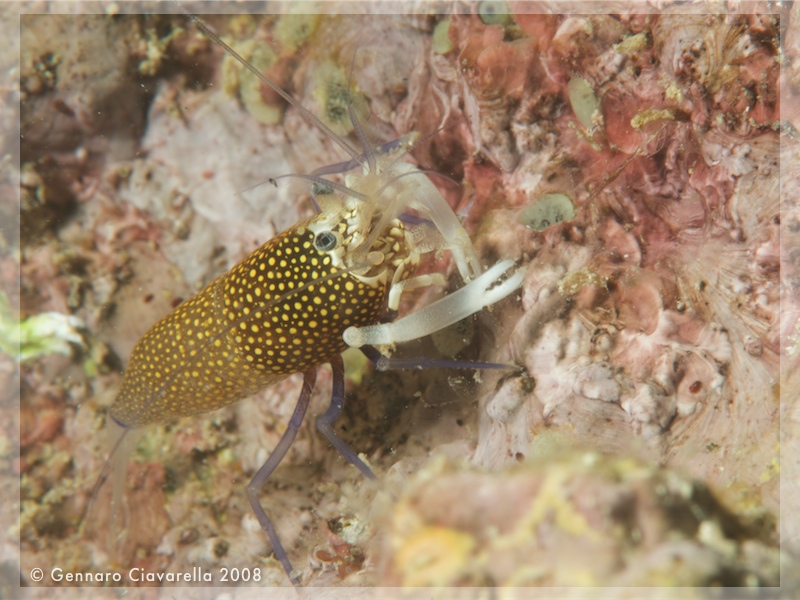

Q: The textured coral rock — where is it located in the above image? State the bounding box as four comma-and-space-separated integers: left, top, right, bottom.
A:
447, 6, 787, 590
378, 452, 780, 587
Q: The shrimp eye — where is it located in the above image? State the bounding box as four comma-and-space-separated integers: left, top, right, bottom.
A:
314, 230, 338, 252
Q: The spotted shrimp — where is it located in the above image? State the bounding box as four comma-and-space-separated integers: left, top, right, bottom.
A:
97, 11, 524, 585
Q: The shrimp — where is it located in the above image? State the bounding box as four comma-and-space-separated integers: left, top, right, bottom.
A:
97, 11, 524, 585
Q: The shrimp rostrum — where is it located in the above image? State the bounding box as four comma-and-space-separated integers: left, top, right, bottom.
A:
102, 13, 524, 585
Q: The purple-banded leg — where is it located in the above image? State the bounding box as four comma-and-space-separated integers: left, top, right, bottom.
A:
359, 344, 518, 372
315, 354, 376, 480
247, 369, 316, 586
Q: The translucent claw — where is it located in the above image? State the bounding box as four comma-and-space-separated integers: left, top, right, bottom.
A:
344, 259, 524, 348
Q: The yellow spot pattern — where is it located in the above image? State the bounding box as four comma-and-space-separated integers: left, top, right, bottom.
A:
111, 219, 386, 426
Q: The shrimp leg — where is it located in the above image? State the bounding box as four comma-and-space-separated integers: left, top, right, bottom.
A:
247, 369, 316, 586
315, 354, 377, 480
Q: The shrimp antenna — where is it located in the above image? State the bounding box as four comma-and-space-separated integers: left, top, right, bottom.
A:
237, 172, 368, 202
82, 422, 133, 538
178, 6, 366, 165
267, 173, 371, 201
384, 117, 463, 174
344, 31, 377, 173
